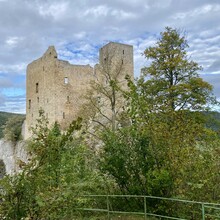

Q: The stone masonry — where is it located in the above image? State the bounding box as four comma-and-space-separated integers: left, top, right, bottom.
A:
24, 42, 134, 139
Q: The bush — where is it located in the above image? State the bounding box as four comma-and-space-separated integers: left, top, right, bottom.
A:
2, 115, 25, 142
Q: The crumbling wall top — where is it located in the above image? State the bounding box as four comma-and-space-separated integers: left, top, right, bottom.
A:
43, 46, 57, 59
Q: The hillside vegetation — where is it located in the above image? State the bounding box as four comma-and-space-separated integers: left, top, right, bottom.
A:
0, 111, 25, 139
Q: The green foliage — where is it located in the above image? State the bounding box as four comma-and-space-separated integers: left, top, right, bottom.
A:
2, 115, 25, 142
141, 27, 216, 112
99, 27, 220, 218
0, 160, 6, 179
0, 111, 25, 139
100, 126, 173, 197
0, 113, 109, 219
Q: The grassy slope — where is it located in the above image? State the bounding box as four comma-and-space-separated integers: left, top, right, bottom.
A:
0, 111, 25, 139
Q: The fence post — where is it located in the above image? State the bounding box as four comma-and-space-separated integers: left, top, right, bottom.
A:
144, 196, 147, 220
107, 195, 110, 220
202, 203, 205, 220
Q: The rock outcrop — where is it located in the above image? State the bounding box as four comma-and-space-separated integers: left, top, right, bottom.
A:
0, 139, 29, 175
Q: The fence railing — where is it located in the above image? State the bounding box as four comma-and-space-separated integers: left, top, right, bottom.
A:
77, 194, 220, 219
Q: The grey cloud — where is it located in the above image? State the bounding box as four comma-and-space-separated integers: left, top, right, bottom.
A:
0, 0, 220, 112
207, 60, 220, 72
0, 94, 25, 113
201, 74, 220, 97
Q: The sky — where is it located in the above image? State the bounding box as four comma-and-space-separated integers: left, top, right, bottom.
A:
0, 0, 220, 114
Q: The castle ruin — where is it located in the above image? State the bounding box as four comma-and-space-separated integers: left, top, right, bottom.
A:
24, 42, 134, 139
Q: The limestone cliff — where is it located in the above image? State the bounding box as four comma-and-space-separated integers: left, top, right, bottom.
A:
0, 139, 29, 176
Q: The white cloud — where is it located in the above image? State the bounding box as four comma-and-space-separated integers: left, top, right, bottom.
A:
5, 36, 24, 47
0, 63, 26, 74
84, 5, 110, 17
172, 4, 220, 20
111, 9, 137, 20
38, 1, 69, 20
0, 0, 220, 112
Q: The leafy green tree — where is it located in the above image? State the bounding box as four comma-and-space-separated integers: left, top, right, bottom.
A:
3, 115, 25, 142
100, 27, 220, 218
100, 125, 173, 195
141, 27, 215, 112
0, 112, 109, 219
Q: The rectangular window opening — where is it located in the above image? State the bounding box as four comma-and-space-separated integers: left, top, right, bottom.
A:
36, 83, 39, 93
122, 59, 123, 64
123, 50, 124, 54
28, 99, 31, 109
67, 96, 70, 102
64, 77, 69, 84
63, 112, 65, 119
37, 97, 39, 103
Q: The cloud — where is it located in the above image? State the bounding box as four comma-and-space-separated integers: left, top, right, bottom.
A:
201, 74, 220, 99
37, 1, 69, 20
207, 60, 220, 73
0, 94, 26, 114
0, 0, 219, 112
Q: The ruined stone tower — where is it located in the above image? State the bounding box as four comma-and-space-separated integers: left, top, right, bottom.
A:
24, 42, 133, 139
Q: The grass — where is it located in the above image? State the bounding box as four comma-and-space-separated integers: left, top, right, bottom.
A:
74, 213, 158, 220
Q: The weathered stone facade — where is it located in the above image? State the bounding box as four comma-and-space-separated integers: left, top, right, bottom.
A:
24, 42, 133, 139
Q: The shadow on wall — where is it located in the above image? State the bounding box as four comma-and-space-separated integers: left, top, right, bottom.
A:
0, 160, 6, 179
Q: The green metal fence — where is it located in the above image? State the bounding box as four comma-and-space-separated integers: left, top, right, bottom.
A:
77, 194, 220, 219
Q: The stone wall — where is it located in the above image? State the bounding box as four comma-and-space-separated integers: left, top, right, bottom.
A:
25, 42, 134, 139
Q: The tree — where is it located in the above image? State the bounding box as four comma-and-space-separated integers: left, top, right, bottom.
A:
100, 27, 220, 218
3, 115, 25, 142
0, 112, 110, 219
141, 27, 215, 112
127, 27, 220, 205
80, 43, 133, 140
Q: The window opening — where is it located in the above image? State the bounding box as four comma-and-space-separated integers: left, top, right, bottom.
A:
28, 100, 31, 109
64, 77, 69, 84
36, 83, 39, 93
63, 112, 65, 119
122, 59, 123, 64
37, 97, 39, 103
123, 50, 124, 54
67, 96, 70, 102
97, 96, 101, 104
